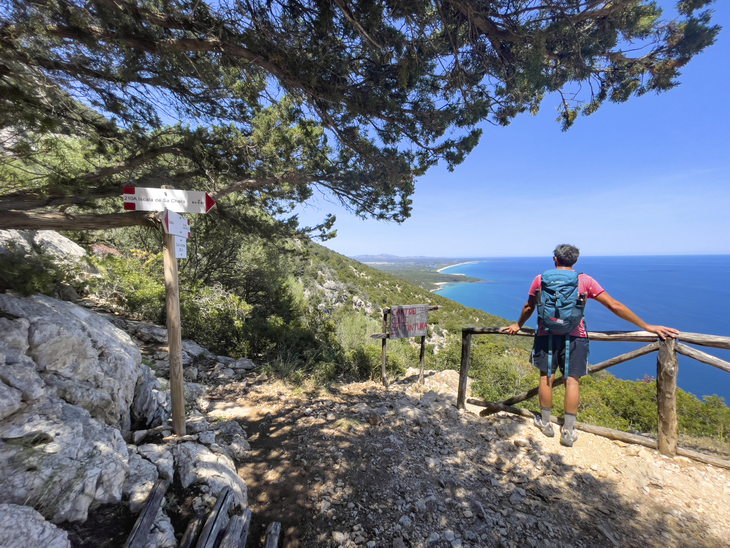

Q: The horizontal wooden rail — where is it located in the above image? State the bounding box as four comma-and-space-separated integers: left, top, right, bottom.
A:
459, 325, 730, 461
463, 326, 730, 349
676, 343, 730, 374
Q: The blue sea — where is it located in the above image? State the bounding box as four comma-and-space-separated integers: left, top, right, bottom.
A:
438, 256, 730, 402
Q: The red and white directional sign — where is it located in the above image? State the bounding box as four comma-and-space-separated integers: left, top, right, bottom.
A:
123, 187, 215, 213
162, 209, 191, 239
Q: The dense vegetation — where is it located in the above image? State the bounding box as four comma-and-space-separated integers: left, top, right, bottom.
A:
3, 230, 728, 452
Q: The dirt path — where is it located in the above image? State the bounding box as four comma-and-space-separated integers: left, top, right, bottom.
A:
205, 370, 730, 548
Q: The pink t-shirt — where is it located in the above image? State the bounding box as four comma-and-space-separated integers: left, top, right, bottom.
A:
528, 272, 605, 337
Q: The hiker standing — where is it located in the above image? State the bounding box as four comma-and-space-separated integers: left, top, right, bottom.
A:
501, 244, 678, 447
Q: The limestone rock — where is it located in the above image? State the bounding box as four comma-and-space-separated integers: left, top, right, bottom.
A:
138, 444, 174, 482
0, 230, 85, 262
0, 382, 23, 420
0, 359, 45, 401
0, 317, 30, 364
143, 506, 177, 548
0, 293, 141, 430
172, 442, 247, 509
131, 365, 171, 429
124, 452, 159, 513
0, 504, 70, 548
0, 397, 128, 523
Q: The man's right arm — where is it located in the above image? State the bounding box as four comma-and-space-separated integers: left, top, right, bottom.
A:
502, 294, 537, 335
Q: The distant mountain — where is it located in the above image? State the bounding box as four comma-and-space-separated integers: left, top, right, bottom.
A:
351, 254, 479, 265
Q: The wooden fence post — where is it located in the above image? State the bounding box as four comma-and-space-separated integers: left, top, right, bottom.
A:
657, 337, 679, 456
457, 330, 472, 410
381, 309, 389, 388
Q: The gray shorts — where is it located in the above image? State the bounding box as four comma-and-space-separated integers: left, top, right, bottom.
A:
531, 335, 589, 378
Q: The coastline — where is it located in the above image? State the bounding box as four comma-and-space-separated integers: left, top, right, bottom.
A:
436, 261, 479, 273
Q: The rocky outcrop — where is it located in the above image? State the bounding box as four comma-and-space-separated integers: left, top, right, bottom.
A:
0, 397, 128, 523
0, 504, 70, 548
0, 230, 86, 263
0, 293, 141, 431
0, 290, 251, 541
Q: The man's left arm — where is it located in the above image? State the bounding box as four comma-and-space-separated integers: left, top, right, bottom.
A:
594, 292, 679, 340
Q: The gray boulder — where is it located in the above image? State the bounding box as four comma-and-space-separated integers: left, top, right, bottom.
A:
124, 452, 160, 513
0, 293, 141, 430
172, 442, 247, 509
0, 397, 128, 523
138, 443, 174, 482
0, 230, 85, 262
0, 358, 45, 401
0, 504, 70, 548
0, 382, 23, 420
131, 365, 171, 429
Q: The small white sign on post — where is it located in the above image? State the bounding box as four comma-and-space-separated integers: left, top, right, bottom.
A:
389, 305, 430, 340
162, 209, 191, 239
173, 235, 187, 259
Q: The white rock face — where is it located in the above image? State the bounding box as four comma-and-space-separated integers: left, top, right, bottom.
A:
0, 382, 23, 420
173, 442, 248, 509
0, 293, 141, 430
0, 504, 70, 548
0, 397, 129, 523
124, 452, 159, 513
131, 365, 171, 429
0, 230, 85, 261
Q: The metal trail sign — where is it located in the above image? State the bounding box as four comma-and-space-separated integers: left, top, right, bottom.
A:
162, 209, 191, 239
123, 186, 216, 213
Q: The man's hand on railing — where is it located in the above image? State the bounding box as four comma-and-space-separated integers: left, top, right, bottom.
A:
644, 325, 680, 340
501, 324, 522, 336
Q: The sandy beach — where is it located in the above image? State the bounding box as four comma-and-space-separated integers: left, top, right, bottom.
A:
436, 261, 478, 273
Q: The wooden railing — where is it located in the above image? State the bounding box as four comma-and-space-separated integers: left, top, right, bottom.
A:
457, 327, 730, 465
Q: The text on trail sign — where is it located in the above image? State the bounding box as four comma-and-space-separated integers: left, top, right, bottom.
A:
173, 235, 187, 259
123, 187, 216, 214
389, 305, 429, 339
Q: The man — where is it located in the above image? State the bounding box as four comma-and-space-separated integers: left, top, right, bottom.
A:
501, 244, 678, 447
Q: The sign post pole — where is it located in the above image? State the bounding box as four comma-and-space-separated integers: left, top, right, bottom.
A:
159, 191, 187, 437
381, 309, 389, 389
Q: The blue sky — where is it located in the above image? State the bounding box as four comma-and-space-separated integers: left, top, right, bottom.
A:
296, 1, 730, 258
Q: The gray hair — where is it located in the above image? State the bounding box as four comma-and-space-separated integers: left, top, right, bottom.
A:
554, 244, 580, 267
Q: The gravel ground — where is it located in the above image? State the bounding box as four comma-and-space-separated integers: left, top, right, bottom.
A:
205, 370, 730, 548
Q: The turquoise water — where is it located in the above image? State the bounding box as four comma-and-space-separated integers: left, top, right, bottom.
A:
438, 256, 730, 402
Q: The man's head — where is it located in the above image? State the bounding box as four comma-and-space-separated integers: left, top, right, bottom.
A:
554, 244, 580, 267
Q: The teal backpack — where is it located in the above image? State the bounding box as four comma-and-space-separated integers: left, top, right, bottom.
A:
535, 269, 587, 378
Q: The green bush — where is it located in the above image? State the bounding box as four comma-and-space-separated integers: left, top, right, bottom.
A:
92, 250, 166, 323
0, 243, 81, 297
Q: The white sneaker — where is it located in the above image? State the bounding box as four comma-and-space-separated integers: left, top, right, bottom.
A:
534, 415, 555, 438
560, 427, 578, 447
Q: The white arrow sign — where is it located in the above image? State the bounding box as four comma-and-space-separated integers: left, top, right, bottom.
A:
162, 209, 191, 239
123, 187, 215, 214
173, 235, 187, 259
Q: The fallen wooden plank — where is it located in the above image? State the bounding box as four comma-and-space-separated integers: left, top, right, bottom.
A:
264, 522, 281, 548
238, 508, 252, 548
219, 514, 244, 548
196, 487, 233, 548
179, 510, 206, 548
123, 479, 170, 548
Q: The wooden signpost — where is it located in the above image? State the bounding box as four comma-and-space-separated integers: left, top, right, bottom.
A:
371, 305, 441, 386
123, 186, 216, 436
